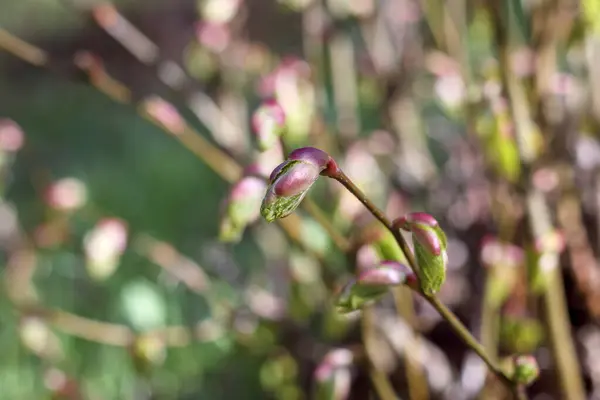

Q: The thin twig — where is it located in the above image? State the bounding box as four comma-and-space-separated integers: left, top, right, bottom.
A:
331, 170, 519, 394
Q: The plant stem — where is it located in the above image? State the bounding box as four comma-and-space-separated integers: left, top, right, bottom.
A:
361, 306, 398, 400
332, 170, 523, 396
392, 288, 429, 400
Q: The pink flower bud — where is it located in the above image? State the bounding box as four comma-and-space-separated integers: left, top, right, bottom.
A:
314, 349, 353, 400
358, 261, 417, 289
251, 100, 286, 151
83, 218, 128, 281
261, 148, 336, 222
335, 261, 416, 313
45, 178, 88, 212
0, 119, 24, 152
195, 22, 231, 53
219, 176, 267, 242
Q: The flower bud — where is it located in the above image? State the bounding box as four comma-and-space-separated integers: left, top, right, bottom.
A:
334, 261, 415, 313
314, 348, 353, 400
83, 218, 128, 281
219, 176, 267, 242
393, 212, 447, 295
251, 100, 286, 151
261, 147, 336, 222
506, 355, 540, 386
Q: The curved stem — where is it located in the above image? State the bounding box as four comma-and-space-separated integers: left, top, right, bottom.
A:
332, 170, 523, 396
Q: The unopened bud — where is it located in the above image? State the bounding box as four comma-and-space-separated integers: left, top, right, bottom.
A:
261, 147, 337, 222
219, 176, 267, 242
393, 212, 447, 295
314, 348, 353, 400
251, 100, 286, 151
334, 261, 415, 313
508, 355, 540, 386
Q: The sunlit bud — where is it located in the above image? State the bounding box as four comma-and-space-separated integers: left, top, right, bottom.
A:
195, 22, 231, 53
261, 147, 337, 222
480, 236, 525, 269
142, 96, 186, 135
219, 176, 267, 242
45, 177, 88, 212
509, 355, 540, 386
83, 218, 128, 281
0, 119, 25, 152
314, 348, 354, 400
534, 229, 565, 254
251, 100, 286, 151
334, 261, 415, 313
393, 212, 447, 295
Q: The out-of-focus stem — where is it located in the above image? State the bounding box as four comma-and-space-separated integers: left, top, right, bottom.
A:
361, 306, 398, 400
392, 288, 429, 400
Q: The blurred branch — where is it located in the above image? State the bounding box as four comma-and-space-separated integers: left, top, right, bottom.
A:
361, 306, 397, 400
489, 2, 586, 399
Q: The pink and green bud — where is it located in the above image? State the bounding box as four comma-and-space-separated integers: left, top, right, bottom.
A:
251, 100, 286, 151
393, 212, 447, 296
261, 147, 337, 222
219, 176, 267, 242
314, 348, 353, 400
334, 261, 415, 314
507, 355, 540, 386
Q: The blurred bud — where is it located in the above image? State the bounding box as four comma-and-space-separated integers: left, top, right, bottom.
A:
480, 236, 524, 269
355, 244, 380, 275
142, 96, 186, 135
334, 261, 415, 313
130, 334, 167, 374
393, 212, 447, 295
84, 218, 128, 281
434, 73, 466, 110
195, 22, 231, 53
261, 147, 337, 222
0, 119, 25, 152
314, 348, 354, 400
45, 178, 88, 212
534, 229, 565, 254
505, 355, 540, 386
199, 0, 242, 24
219, 176, 267, 242
44, 368, 81, 400
251, 100, 286, 151
480, 236, 524, 306
20, 317, 62, 360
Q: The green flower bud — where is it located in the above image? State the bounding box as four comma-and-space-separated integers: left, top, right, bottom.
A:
394, 212, 447, 295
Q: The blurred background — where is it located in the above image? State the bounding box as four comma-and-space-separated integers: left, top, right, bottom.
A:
0, 0, 599, 399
